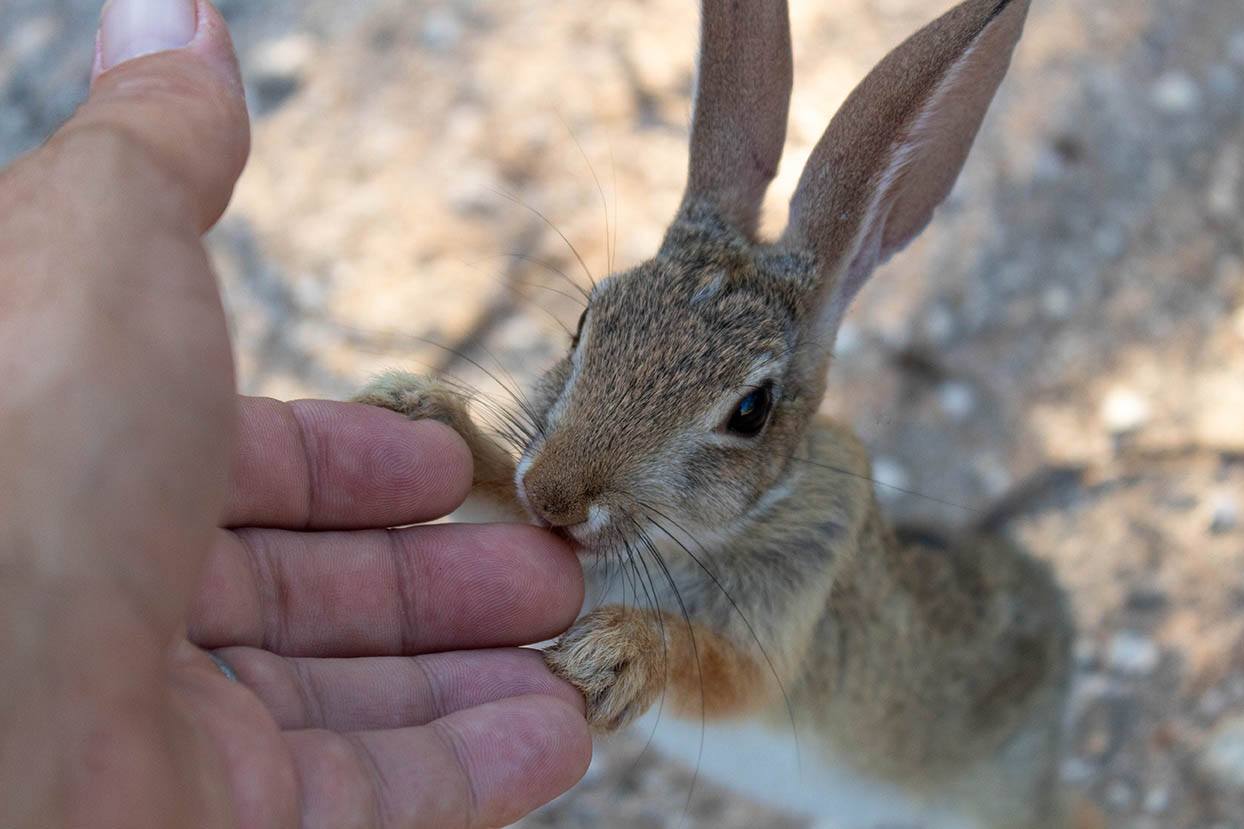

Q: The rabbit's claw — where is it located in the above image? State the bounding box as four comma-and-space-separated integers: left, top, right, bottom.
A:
545, 607, 665, 733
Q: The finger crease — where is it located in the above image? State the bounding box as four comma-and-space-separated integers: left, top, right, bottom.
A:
287, 404, 320, 532
237, 529, 293, 653
290, 659, 329, 729
340, 734, 388, 829
386, 529, 421, 655
430, 719, 480, 827
405, 657, 443, 722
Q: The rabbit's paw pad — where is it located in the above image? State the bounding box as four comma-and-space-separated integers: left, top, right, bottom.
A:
353, 371, 470, 429
545, 607, 664, 733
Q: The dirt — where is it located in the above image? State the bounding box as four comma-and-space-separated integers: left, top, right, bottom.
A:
3, 0, 1243, 826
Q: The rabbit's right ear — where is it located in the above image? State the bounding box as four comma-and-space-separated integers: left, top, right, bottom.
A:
669, 0, 793, 241
783, 0, 1032, 334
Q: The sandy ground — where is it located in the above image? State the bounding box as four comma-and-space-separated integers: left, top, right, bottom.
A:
4, 1, 1244, 826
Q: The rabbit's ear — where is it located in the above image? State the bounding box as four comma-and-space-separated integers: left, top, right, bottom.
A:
784, 0, 1031, 333
672, 0, 793, 240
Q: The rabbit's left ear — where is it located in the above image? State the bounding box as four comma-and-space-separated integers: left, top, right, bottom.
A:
784, 0, 1032, 333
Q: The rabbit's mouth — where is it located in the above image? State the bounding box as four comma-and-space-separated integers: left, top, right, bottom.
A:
555, 504, 616, 550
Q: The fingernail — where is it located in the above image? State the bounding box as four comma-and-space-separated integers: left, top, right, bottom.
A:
99, 0, 198, 71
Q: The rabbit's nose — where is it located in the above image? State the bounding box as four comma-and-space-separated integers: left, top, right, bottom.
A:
525, 484, 591, 528
519, 458, 592, 528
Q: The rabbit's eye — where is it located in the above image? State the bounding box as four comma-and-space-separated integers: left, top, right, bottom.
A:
725, 382, 773, 437
571, 308, 589, 347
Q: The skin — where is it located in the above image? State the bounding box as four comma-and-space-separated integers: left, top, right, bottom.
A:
0, 3, 590, 828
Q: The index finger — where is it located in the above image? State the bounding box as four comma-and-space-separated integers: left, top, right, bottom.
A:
224, 397, 473, 530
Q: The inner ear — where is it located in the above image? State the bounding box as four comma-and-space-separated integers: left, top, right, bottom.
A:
782, 0, 1032, 330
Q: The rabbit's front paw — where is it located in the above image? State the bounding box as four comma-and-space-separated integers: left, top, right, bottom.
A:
353, 371, 472, 434
544, 606, 665, 732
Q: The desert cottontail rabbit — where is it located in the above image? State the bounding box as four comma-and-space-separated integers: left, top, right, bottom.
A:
356, 1, 1091, 826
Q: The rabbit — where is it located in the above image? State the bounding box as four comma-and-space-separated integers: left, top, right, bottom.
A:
355, 0, 1100, 826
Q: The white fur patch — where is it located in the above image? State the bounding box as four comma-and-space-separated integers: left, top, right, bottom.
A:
629, 713, 982, 829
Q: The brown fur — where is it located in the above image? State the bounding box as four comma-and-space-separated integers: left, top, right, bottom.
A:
356, 1, 1078, 826
544, 606, 766, 731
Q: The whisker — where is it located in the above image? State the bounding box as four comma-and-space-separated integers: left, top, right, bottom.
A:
557, 113, 613, 281
488, 186, 597, 290
636, 501, 802, 774
609, 147, 619, 275
626, 518, 705, 827
463, 251, 590, 305
787, 455, 979, 514
612, 531, 674, 791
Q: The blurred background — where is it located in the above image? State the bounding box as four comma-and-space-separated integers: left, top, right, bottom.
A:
3, 0, 1244, 825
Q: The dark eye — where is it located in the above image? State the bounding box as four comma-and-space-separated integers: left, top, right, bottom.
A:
725, 382, 774, 437
571, 307, 589, 347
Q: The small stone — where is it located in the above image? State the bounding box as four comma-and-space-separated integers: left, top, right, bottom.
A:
1201, 716, 1244, 790
835, 321, 862, 357
1210, 493, 1240, 534
1201, 687, 1229, 719
1229, 32, 1244, 66
1151, 71, 1202, 115
1208, 148, 1242, 219
1125, 584, 1168, 612
1143, 786, 1171, 814
1101, 387, 1150, 434
421, 8, 463, 50
1060, 756, 1096, 784
1041, 284, 1074, 320
872, 457, 910, 504
973, 454, 1012, 499
1106, 631, 1160, 676
1208, 64, 1240, 101
1093, 225, 1127, 260
1105, 780, 1134, 809
253, 33, 316, 78
937, 381, 976, 421
923, 303, 956, 345
1073, 637, 1099, 669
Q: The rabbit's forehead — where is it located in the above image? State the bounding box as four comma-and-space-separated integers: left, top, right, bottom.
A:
578, 262, 791, 403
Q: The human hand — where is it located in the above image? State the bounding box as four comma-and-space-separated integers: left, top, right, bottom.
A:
0, 2, 589, 827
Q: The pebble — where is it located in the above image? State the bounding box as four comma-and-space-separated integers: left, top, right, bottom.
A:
1230, 32, 1244, 66
1207, 148, 1242, 218
937, 381, 976, 421
253, 33, 316, 78
1201, 687, 1230, 719
1093, 225, 1127, 260
1060, 756, 1096, 784
1101, 387, 1150, 434
1073, 638, 1099, 669
421, 8, 463, 50
1151, 71, 1202, 115
834, 321, 862, 357
1143, 786, 1171, 814
1209, 492, 1240, 534
1201, 716, 1244, 791
871, 457, 911, 503
922, 303, 956, 345
1106, 631, 1160, 676
1105, 780, 1135, 809
1041, 284, 1073, 320
1207, 64, 1240, 102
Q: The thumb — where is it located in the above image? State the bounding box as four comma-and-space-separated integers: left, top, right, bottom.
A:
55, 0, 250, 233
